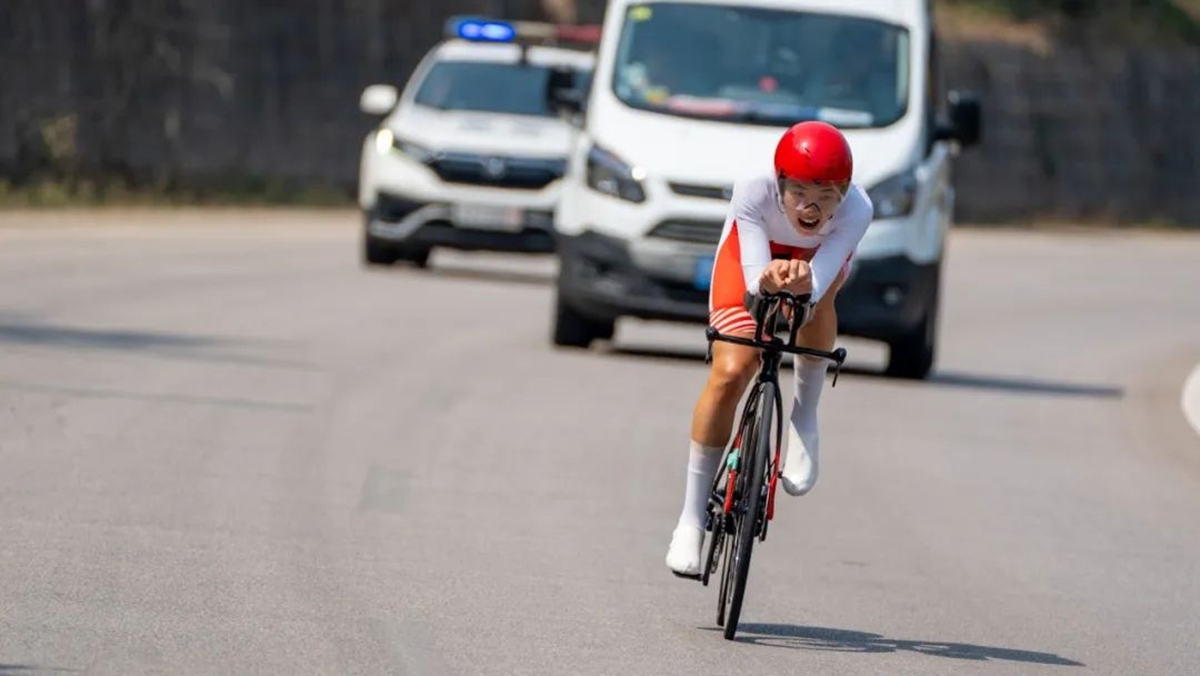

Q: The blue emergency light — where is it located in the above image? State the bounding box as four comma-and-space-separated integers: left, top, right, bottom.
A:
449, 17, 517, 43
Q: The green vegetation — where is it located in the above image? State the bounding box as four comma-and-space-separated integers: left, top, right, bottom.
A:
940, 0, 1200, 43
0, 177, 353, 209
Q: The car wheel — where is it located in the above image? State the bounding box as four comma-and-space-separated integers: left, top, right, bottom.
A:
885, 281, 939, 380
552, 293, 614, 348
401, 246, 432, 269
363, 232, 399, 266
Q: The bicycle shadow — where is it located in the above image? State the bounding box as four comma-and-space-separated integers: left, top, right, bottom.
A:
711, 624, 1085, 666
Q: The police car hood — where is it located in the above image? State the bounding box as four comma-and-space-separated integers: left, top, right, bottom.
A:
596, 105, 905, 192
389, 105, 573, 159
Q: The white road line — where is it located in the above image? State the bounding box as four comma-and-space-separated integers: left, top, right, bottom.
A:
1183, 362, 1200, 439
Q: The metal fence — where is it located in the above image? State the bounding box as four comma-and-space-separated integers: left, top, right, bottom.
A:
2, 0, 1198, 223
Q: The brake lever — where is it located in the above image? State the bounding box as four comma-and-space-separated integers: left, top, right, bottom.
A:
830, 347, 848, 387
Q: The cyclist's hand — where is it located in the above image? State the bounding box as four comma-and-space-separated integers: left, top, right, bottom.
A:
786, 260, 814, 294
759, 259, 792, 293
760, 259, 813, 294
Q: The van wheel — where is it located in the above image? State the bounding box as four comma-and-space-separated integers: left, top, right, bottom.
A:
402, 246, 432, 269
886, 293, 938, 380
552, 295, 614, 348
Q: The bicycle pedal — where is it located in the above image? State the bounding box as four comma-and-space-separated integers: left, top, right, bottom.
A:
671, 571, 703, 582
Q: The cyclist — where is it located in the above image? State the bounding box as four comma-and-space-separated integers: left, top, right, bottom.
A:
666, 121, 873, 577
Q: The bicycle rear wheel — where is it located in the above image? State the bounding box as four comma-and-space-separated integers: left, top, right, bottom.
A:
723, 380, 775, 640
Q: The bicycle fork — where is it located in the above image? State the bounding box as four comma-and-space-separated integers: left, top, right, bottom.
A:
722, 434, 742, 515
766, 442, 782, 522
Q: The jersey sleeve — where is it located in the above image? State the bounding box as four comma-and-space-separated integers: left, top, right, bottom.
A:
729, 178, 772, 296
810, 184, 873, 304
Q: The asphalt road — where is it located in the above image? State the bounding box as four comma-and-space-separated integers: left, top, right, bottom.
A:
2, 211, 1199, 676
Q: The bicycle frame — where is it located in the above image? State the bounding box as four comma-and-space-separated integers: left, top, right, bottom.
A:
705, 291, 847, 529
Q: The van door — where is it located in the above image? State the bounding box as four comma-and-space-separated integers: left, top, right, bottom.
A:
914, 28, 954, 264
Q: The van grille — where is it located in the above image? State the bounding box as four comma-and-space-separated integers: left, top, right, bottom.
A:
669, 182, 732, 201
648, 219, 725, 245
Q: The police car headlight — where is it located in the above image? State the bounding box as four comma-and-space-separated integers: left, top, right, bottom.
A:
377, 128, 434, 164
867, 169, 918, 219
587, 144, 646, 204
375, 128, 395, 154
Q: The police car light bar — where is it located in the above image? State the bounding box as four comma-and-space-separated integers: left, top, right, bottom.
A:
448, 17, 517, 42
446, 16, 600, 49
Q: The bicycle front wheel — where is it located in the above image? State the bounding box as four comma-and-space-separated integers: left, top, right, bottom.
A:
723, 380, 775, 640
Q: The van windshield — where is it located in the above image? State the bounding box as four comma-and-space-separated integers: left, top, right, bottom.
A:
612, 2, 910, 128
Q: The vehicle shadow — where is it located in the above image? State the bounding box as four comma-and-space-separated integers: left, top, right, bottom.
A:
0, 322, 313, 370
382, 257, 554, 288
605, 343, 1124, 400
848, 366, 1125, 399
709, 624, 1085, 667
0, 665, 80, 675
0, 380, 311, 412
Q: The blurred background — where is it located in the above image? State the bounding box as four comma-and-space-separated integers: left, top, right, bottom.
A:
3, 0, 1199, 225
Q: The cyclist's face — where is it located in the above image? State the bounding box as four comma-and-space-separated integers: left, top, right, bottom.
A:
779, 178, 846, 233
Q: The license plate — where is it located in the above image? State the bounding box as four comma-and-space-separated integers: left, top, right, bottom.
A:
451, 203, 523, 231
694, 254, 715, 291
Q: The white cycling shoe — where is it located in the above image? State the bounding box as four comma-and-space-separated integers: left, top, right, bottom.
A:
665, 524, 705, 577
780, 427, 819, 497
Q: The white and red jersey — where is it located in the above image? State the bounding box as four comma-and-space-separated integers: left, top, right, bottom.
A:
708, 173, 873, 336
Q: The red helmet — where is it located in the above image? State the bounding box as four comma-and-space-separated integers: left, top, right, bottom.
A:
773, 121, 853, 186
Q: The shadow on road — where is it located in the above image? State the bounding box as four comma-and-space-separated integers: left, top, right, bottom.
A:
605, 344, 1123, 400
715, 624, 1085, 667
0, 323, 224, 350
847, 366, 1125, 399
0, 380, 311, 412
0, 322, 312, 370
0, 666, 80, 675
381, 258, 554, 287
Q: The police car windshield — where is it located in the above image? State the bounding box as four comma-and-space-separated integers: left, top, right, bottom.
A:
612, 3, 910, 128
415, 61, 584, 117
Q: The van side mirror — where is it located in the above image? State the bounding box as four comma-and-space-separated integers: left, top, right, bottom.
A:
360, 84, 399, 116
546, 67, 584, 117
937, 90, 981, 148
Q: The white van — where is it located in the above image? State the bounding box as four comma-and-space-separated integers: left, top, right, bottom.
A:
546, 0, 980, 379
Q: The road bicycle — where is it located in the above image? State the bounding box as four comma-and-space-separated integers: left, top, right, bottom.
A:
697, 290, 847, 641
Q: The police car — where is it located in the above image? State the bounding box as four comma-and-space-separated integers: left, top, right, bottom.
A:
357, 17, 598, 267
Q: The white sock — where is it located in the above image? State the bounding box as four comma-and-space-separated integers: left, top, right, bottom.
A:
793, 357, 828, 434
676, 440, 724, 530
783, 357, 828, 495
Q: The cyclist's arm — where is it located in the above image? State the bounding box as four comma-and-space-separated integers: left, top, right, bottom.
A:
809, 184, 873, 305
727, 180, 773, 296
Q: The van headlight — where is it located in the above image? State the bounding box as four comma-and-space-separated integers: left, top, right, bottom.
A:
587, 145, 647, 203
867, 169, 918, 219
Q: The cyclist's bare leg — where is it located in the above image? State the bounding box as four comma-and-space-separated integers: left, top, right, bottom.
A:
781, 269, 846, 496
796, 269, 844, 351
667, 340, 759, 575
691, 341, 759, 447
